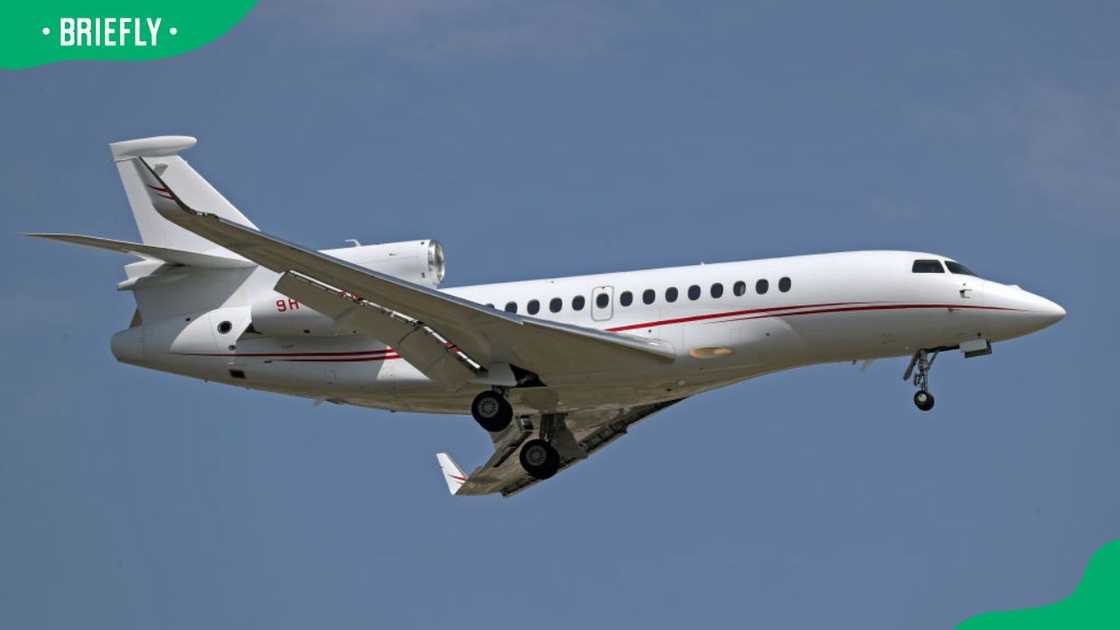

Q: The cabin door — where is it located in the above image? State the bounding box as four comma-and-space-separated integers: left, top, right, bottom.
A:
591, 285, 614, 321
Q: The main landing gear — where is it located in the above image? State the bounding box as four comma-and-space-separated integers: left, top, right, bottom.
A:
519, 439, 560, 480
518, 413, 566, 479
469, 392, 564, 480
903, 349, 940, 411
471, 390, 513, 432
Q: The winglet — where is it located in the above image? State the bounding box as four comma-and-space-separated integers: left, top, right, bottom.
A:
436, 453, 468, 495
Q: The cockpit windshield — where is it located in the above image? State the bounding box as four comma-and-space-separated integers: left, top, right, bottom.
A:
912, 259, 944, 273
945, 260, 976, 276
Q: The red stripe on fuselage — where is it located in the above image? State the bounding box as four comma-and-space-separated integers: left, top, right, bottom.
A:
720, 302, 1017, 323
607, 302, 1019, 333
176, 349, 396, 358
279, 354, 401, 363
605, 302, 863, 332
171, 302, 1020, 364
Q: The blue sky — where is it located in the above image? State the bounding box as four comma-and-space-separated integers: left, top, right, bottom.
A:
2, 2, 1118, 628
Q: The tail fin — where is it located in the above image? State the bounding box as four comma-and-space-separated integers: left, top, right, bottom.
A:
109, 135, 257, 253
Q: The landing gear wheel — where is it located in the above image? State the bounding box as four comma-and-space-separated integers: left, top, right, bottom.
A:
471, 390, 512, 432
913, 390, 935, 412
904, 349, 940, 412
519, 439, 560, 480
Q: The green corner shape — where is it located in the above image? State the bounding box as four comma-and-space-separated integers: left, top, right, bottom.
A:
2, 1, 257, 70
959, 539, 1120, 629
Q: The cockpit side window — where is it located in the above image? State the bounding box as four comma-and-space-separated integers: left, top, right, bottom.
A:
945, 261, 976, 276
912, 259, 945, 273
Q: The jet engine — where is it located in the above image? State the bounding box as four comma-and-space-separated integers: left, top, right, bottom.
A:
326, 239, 446, 288
249, 239, 446, 337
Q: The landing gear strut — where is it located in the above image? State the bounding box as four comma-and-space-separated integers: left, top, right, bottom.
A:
471, 390, 513, 432
903, 349, 939, 412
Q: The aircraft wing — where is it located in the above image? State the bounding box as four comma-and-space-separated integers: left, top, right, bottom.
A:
132, 157, 675, 386
26, 232, 252, 268
438, 398, 684, 497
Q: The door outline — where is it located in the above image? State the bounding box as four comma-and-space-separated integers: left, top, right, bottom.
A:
591, 285, 614, 321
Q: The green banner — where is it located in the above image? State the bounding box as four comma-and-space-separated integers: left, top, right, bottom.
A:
960, 539, 1120, 628
1, 1, 257, 69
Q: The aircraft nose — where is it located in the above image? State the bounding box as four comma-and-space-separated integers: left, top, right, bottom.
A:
1025, 292, 1066, 328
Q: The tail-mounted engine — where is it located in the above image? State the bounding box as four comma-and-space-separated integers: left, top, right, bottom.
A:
250, 239, 446, 337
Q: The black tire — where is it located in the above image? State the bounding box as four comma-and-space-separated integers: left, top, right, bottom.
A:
913, 390, 935, 412
519, 439, 560, 479
471, 391, 513, 432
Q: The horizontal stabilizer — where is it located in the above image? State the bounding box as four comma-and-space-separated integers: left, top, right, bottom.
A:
109, 135, 197, 161
436, 453, 467, 495
26, 233, 253, 268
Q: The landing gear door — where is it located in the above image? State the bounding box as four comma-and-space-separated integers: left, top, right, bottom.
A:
591, 286, 614, 322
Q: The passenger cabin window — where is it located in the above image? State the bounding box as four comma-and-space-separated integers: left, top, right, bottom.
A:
643, 289, 656, 305
620, 291, 633, 307
549, 297, 562, 313
711, 283, 724, 298
945, 261, 977, 276
504, 302, 518, 313
912, 259, 945, 273
756, 279, 769, 294
527, 299, 540, 315
733, 281, 746, 296
688, 285, 701, 300
778, 277, 791, 292
596, 293, 610, 308
572, 295, 585, 311
666, 287, 679, 303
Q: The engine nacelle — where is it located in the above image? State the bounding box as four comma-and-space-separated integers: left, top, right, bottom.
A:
249, 239, 446, 337
324, 239, 445, 288
250, 293, 356, 337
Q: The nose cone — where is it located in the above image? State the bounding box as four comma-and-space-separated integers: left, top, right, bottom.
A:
1014, 291, 1066, 334
1028, 293, 1066, 328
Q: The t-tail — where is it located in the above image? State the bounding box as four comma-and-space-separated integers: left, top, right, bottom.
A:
27, 135, 257, 269
26, 136, 263, 360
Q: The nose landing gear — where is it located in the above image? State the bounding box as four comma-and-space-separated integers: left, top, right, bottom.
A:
913, 390, 935, 411
903, 349, 940, 412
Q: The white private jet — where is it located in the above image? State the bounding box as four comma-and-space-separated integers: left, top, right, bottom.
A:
31, 136, 1066, 497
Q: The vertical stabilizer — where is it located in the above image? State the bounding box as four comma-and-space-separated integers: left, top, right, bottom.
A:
109, 135, 257, 253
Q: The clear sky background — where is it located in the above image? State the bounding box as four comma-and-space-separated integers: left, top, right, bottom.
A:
2, 2, 1117, 628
